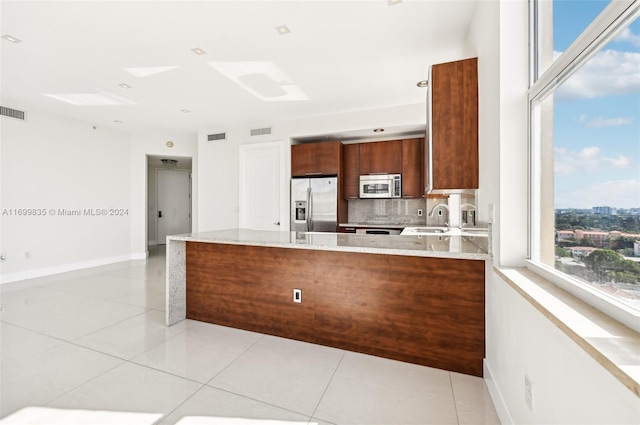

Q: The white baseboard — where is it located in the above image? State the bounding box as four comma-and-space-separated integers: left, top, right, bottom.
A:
484, 359, 514, 425
131, 251, 149, 260
0, 252, 147, 284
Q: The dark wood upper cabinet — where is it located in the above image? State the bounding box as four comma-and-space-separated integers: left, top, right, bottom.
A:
359, 140, 402, 175
291, 141, 342, 177
401, 138, 424, 198
343, 143, 360, 199
430, 57, 478, 190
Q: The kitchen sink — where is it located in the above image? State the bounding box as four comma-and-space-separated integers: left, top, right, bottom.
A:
400, 226, 450, 235
401, 226, 489, 237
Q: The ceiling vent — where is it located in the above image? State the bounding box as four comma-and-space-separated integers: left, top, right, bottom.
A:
207, 132, 226, 142
1, 105, 26, 121
250, 127, 272, 136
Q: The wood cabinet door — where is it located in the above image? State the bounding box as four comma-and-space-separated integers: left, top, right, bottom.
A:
401, 138, 424, 198
431, 57, 478, 189
359, 140, 402, 175
291, 141, 341, 177
343, 143, 360, 199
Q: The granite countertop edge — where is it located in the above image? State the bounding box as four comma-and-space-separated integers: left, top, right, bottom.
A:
167, 229, 491, 261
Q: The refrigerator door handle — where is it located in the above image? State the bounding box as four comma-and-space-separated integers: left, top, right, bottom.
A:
306, 187, 312, 232
307, 188, 313, 232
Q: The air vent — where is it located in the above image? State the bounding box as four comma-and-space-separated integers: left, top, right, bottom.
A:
1, 106, 26, 121
250, 127, 272, 136
207, 132, 226, 142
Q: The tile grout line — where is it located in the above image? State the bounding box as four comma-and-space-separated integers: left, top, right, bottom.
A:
155, 381, 208, 425
42, 357, 127, 410
202, 385, 313, 421
308, 350, 346, 423
449, 372, 461, 425
204, 332, 267, 383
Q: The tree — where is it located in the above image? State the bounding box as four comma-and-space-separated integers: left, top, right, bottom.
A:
579, 237, 596, 247
617, 248, 635, 257
584, 249, 623, 281
555, 246, 571, 257
612, 236, 638, 251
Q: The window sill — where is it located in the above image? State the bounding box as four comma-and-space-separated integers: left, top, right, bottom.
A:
494, 266, 640, 398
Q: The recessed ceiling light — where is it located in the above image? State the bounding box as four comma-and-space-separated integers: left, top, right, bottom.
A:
119, 83, 132, 89
387, 0, 402, 5
1, 34, 22, 43
191, 47, 206, 56
373, 128, 385, 133
275, 25, 291, 35
416, 80, 428, 88
180, 109, 191, 113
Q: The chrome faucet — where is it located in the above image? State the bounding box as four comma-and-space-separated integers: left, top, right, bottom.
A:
428, 203, 449, 217
428, 203, 450, 227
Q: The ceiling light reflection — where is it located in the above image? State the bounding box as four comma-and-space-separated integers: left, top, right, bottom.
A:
44, 91, 136, 106
208, 61, 308, 102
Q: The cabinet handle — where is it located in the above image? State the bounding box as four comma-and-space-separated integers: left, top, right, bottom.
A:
368, 172, 389, 175
305, 172, 322, 176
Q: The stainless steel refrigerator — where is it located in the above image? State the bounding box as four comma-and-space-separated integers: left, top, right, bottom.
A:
291, 176, 338, 232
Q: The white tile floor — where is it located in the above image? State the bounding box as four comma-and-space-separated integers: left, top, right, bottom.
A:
0, 246, 500, 425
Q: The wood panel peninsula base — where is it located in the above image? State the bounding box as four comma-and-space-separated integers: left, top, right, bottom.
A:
166, 229, 489, 377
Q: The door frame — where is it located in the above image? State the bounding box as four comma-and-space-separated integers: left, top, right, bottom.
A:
238, 141, 288, 230
156, 168, 192, 244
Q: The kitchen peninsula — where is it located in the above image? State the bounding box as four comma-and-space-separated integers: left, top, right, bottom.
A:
166, 229, 490, 376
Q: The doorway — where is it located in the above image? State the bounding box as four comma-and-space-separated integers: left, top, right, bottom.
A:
147, 156, 192, 245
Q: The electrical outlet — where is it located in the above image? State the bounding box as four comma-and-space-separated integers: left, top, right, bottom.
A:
525, 374, 533, 411
438, 209, 443, 217
0, 253, 6, 262
417, 209, 423, 217
25, 251, 32, 260
293, 288, 302, 303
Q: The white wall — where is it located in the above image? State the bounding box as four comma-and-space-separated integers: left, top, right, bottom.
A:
467, 1, 640, 423
0, 107, 132, 282
130, 134, 197, 257
197, 102, 432, 232
0, 107, 198, 281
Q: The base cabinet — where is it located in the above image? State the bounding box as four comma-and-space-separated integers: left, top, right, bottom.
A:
186, 241, 485, 376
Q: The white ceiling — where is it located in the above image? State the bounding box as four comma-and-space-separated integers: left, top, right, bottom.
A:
0, 1, 478, 136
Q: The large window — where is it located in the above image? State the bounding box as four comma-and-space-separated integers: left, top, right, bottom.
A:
529, 0, 640, 330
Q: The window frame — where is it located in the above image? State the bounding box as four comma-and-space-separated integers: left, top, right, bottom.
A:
527, 0, 640, 332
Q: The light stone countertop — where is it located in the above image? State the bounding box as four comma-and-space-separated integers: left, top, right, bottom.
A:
167, 228, 491, 260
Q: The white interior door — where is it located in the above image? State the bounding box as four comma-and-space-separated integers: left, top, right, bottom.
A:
239, 142, 286, 230
157, 169, 191, 244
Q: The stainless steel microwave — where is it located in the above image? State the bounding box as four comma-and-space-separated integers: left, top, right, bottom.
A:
359, 174, 402, 199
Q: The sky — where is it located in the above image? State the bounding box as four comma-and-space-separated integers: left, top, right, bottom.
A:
552, 0, 640, 209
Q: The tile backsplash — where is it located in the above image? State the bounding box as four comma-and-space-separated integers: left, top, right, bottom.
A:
347, 199, 427, 225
